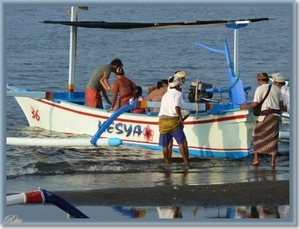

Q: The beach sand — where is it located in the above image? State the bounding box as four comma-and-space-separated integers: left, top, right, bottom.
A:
53, 180, 289, 206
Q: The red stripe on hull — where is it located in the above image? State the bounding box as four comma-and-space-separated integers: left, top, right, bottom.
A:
37, 99, 247, 125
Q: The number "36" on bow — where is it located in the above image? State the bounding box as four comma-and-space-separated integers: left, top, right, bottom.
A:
31, 107, 40, 121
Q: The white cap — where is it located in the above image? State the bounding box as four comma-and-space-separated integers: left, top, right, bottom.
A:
272, 72, 285, 83
168, 76, 180, 88
174, 70, 186, 78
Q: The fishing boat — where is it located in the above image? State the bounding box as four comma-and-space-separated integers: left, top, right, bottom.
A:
6, 7, 280, 158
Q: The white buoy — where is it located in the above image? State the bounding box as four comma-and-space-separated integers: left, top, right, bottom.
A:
6, 137, 122, 147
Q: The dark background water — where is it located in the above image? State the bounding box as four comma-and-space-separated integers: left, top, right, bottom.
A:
3, 4, 294, 224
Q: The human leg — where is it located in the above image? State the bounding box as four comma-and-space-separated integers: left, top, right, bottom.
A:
171, 126, 189, 166
252, 152, 259, 165
178, 143, 189, 166
168, 138, 173, 158
159, 133, 171, 165
184, 139, 189, 159
162, 146, 170, 164
271, 154, 276, 167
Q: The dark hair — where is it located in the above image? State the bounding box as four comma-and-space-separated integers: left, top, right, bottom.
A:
161, 79, 168, 85
156, 81, 162, 89
133, 86, 143, 99
110, 58, 123, 67
115, 67, 124, 75
257, 72, 269, 82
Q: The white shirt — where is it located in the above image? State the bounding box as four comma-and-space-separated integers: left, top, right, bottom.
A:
253, 84, 282, 110
129, 95, 144, 103
253, 84, 282, 121
179, 83, 187, 103
158, 88, 182, 117
157, 207, 181, 218
280, 85, 290, 113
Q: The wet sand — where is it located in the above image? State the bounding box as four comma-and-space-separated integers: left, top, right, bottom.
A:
54, 180, 289, 206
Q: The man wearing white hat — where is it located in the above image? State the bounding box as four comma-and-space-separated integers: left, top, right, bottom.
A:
174, 70, 190, 118
158, 75, 189, 166
174, 70, 187, 102
272, 72, 289, 113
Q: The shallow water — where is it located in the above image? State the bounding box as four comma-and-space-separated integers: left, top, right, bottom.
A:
4, 4, 293, 225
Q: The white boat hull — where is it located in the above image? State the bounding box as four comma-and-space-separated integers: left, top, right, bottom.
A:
13, 96, 256, 158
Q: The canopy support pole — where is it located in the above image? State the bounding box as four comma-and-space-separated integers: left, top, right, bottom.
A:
233, 28, 239, 77
68, 6, 78, 98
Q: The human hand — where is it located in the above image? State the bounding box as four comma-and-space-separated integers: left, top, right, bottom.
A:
179, 116, 184, 123
183, 113, 190, 121
239, 104, 247, 110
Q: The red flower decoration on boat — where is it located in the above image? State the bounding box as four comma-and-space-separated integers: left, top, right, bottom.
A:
143, 125, 154, 142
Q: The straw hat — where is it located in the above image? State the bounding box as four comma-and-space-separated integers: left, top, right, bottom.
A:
174, 70, 186, 78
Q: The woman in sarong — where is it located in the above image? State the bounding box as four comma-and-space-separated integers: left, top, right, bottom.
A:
240, 72, 284, 167
107, 67, 136, 111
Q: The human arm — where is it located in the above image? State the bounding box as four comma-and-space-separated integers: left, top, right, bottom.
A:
131, 80, 137, 89
107, 81, 119, 112
100, 71, 111, 91
175, 106, 184, 123
240, 102, 259, 110
101, 89, 111, 104
145, 94, 153, 113
240, 86, 261, 110
279, 100, 286, 111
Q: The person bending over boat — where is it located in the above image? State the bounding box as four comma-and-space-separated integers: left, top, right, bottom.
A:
85, 58, 123, 109
146, 79, 168, 113
272, 72, 290, 113
129, 86, 146, 114
107, 67, 136, 112
158, 75, 189, 166
239, 72, 284, 167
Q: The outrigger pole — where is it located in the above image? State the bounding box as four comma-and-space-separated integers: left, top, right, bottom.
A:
7, 188, 89, 218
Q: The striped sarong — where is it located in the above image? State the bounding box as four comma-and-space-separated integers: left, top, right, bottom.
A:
253, 115, 280, 155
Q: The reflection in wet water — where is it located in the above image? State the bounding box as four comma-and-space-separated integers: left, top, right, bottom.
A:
109, 205, 290, 219
4, 204, 289, 224
112, 206, 146, 218
157, 206, 183, 219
